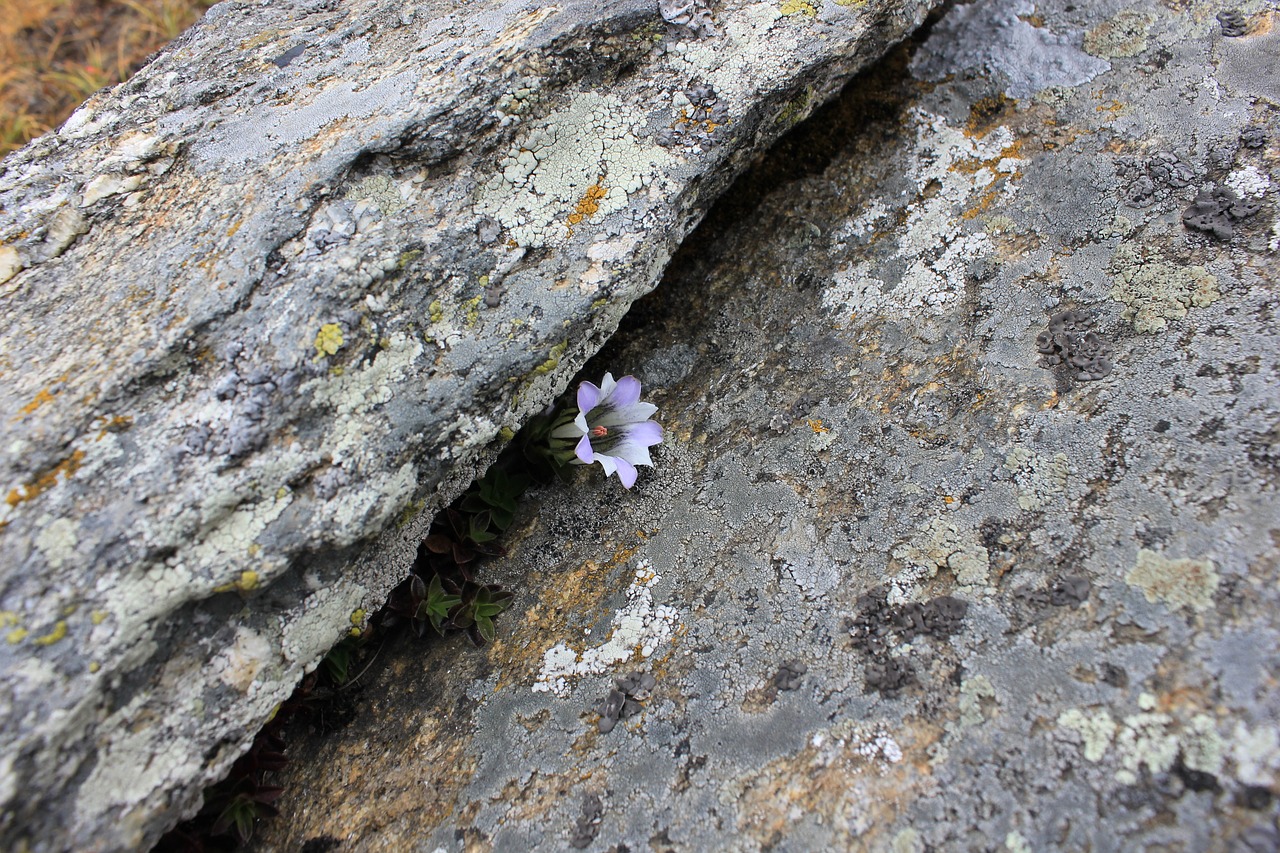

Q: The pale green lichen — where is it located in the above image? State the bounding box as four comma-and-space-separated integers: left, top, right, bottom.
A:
893, 515, 990, 587
1182, 713, 1224, 775
1058, 706, 1117, 761
1231, 722, 1280, 785
1083, 10, 1154, 59
1125, 548, 1218, 612
957, 674, 997, 729
1004, 446, 1070, 511
532, 340, 567, 376
1114, 703, 1178, 784
1005, 831, 1033, 853
1109, 244, 1220, 334
33, 514, 78, 568
476, 91, 670, 247
345, 174, 408, 216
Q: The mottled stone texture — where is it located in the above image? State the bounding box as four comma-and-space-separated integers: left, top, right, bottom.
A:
258, 0, 1280, 850
0, 0, 937, 849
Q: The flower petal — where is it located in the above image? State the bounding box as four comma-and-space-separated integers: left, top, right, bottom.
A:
614, 458, 638, 488
620, 419, 663, 448
595, 452, 618, 478
594, 402, 658, 428
611, 375, 642, 408
577, 381, 601, 415
609, 441, 653, 468
575, 434, 594, 464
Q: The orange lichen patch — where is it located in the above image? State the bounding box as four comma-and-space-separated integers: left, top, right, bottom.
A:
960, 185, 1006, 220
15, 388, 55, 418
566, 177, 607, 231
949, 138, 1024, 175
1095, 99, 1126, 118
489, 537, 644, 686
806, 418, 830, 434
725, 718, 938, 847
491, 769, 594, 823
965, 94, 1018, 138
5, 449, 85, 508
93, 414, 133, 439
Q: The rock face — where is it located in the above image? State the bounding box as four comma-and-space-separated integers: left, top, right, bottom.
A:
257, 1, 1280, 850
0, 0, 939, 849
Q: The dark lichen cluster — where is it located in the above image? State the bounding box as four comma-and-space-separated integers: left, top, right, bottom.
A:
655, 83, 729, 150
1216, 9, 1248, 37
1016, 574, 1092, 609
593, 671, 657, 734
659, 0, 717, 38
771, 659, 808, 692
845, 587, 968, 698
1036, 310, 1114, 382
1118, 152, 1194, 208
1240, 126, 1267, 150
570, 793, 605, 849
1183, 185, 1263, 240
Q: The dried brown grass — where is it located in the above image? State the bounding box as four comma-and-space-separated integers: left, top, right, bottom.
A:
0, 0, 213, 158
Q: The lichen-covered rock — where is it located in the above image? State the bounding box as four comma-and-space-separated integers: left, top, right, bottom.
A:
257, 0, 1280, 849
0, 0, 938, 849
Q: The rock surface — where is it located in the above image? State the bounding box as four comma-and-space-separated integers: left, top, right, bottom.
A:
258, 0, 1280, 850
0, 0, 937, 849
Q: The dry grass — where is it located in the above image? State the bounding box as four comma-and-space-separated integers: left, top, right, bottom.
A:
0, 0, 214, 158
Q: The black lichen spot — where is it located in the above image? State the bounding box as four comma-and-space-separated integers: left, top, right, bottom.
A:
1217, 9, 1248, 37
570, 793, 604, 849
772, 660, 808, 691
1100, 662, 1129, 688
1036, 310, 1114, 382
1237, 785, 1274, 810
1049, 575, 1091, 606
592, 671, 655, 733
273, 44, 307, 68
300, 837, 341, 853
1173, 757, 1222, 794
1183, 185, 1262, 240
1241, 126, 1268, 149
864, 658, 916, 699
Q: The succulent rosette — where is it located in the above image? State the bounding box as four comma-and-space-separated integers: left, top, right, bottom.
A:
548, 373, 663, 488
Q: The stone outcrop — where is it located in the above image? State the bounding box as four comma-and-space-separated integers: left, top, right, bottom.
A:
0, 0, 939, 849
256, 0, 1280, 849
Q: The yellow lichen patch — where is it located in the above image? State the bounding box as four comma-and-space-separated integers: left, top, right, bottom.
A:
7, 627, 28, 644
780, 0, 818, 16
88, 661, 100, 673
214, 570, 260, 594
531, 340, 567, 376
33, 620, 68, 646
833, 0, 867, 5
90, 610, 108, 625
5, 449, 85, 508
566, 177, 608, 233
313, 323, 344, 359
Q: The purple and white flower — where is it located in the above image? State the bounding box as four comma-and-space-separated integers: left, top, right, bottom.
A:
550, 373, 663, 488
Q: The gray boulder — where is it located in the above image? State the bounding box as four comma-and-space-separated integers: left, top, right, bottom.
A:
0, 0, 937, 849
257, 0, 1280, 849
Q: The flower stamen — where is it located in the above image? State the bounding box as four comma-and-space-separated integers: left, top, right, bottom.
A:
591, 426, 609, 438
